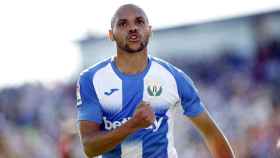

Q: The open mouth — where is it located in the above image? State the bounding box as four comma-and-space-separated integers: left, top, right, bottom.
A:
128, 33, 140, 42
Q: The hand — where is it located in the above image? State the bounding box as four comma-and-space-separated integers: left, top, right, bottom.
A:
128, 101, 155, 130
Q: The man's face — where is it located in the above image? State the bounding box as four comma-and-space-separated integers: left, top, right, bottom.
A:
110, 7, 151, 53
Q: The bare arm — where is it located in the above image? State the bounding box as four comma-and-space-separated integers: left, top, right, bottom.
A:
79, 102, 155, 157
188, 111, 235, 158
79, 119, 137, 157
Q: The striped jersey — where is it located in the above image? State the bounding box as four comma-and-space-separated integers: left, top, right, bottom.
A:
76, 56, 205, 158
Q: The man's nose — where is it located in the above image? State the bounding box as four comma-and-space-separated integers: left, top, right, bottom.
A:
128, 24, 138, 33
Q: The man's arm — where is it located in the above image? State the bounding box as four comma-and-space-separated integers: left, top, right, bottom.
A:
79, 119, 137, 157
188, 111, 235, 158
79, 102, 155, 157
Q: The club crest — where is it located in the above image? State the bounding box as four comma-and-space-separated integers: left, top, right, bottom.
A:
147, 81, 162, 96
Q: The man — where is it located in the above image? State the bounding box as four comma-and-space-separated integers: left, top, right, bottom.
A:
76, 4, 235, 158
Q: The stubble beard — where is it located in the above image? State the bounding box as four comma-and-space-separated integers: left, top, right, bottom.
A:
114, 35, 150, 54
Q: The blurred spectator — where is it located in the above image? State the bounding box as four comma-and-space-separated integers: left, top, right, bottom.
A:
1, 15, 280, 158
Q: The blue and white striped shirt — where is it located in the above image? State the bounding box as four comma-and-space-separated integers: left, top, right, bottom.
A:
76, 56, 204, 158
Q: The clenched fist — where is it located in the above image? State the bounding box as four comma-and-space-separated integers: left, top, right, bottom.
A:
128, 101, 155, 130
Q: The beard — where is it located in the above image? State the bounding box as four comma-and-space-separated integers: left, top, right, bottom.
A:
114, 34, 150, 53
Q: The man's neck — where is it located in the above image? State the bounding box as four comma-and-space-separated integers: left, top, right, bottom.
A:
115, 49, 148, 75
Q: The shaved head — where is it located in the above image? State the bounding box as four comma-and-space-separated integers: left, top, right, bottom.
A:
111, 4, 149, 29
109, 4, 151, 53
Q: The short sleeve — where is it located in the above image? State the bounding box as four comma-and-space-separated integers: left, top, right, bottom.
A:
174, 69, 205, 117
76, 72, 103, 124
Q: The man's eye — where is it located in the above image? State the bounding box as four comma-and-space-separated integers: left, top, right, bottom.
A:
118, 22, 127, 27
137, 20, 144, 24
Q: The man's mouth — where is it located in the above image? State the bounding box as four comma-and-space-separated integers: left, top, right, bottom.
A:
128, 33, 140, 42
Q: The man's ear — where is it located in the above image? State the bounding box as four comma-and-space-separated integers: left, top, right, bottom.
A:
108, 30, 114, 41
149, 25, 152, 37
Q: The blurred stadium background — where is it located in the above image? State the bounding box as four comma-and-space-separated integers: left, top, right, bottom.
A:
1, 8, 280, 158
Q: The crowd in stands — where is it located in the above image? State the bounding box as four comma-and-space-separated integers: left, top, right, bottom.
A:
0, 38, 279, 158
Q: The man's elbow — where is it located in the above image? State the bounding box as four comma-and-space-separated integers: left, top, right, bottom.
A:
208, 132, 235, 158
82, 141, 100, 158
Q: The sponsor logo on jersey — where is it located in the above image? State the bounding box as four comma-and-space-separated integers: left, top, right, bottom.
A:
104, 88, 119, 96
103, 117, 163, 132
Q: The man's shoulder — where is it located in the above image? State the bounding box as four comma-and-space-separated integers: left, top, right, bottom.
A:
150, 56, 181, 75
79, 57, 112, 79
150, 56, 193, 83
